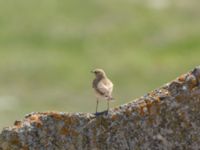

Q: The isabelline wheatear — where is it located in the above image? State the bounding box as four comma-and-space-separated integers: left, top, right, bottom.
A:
91, 69, 114, 114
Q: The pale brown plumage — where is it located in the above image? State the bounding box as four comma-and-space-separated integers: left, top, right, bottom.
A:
91, 69, 114, 113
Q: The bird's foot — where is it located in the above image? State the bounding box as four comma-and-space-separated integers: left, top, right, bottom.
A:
94, 110, 108, 116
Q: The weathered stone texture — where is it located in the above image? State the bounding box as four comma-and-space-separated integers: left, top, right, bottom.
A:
1, 66, 200, 150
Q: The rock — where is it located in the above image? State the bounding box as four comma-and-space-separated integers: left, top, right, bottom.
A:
1, 66, 200, 150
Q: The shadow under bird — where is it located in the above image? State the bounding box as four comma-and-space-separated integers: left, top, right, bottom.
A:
91, 69, 114, 115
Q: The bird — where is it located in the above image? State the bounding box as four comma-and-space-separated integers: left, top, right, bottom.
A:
91, 68, 114, 114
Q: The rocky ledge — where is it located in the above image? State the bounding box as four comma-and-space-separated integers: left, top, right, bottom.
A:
1, 66, 200, 150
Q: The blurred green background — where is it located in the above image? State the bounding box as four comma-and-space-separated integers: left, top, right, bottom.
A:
0, 0, 200, 130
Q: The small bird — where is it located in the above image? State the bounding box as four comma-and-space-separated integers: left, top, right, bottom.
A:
91, 68, 114, 114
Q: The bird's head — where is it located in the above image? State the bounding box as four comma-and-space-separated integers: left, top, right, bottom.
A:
91, 68, 106, 78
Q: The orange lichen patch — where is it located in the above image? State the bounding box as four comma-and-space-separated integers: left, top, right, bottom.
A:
137, 95, 162, 117
35, 121, 43, 128
14, 120, 22, 128
27, 114, 43, 127
111, 114, 118, 121
147, 103, 161, 125
64, 117, 77, 125
143, 97, 161, 125
152, 102, 161, 115
191, 78, 198, 85
155, 102, 161, 115
29, 114, 40, 121
154, 97, 161, 104
49, 112, 65, 120
178, 74, 187, 82
148, 93, 155, 98
138, 102, 146, 116
189, 78, 198, 90
60, 127, 69, 135
145, 100, 153, 115
147, 98, 161, 116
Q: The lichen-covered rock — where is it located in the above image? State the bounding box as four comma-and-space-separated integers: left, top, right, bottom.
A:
1, 66, 200, 150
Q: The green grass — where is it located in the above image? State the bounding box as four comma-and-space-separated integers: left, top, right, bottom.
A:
0, 0, 200, 130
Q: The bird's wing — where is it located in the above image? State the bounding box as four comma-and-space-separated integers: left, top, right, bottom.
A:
97, 79, 113, 97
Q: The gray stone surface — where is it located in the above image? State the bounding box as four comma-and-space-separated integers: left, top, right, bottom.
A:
1, 66, 200, 150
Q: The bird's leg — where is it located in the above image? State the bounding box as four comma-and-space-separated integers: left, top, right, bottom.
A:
96, 99, 99, 114
107, 100, 110, 112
